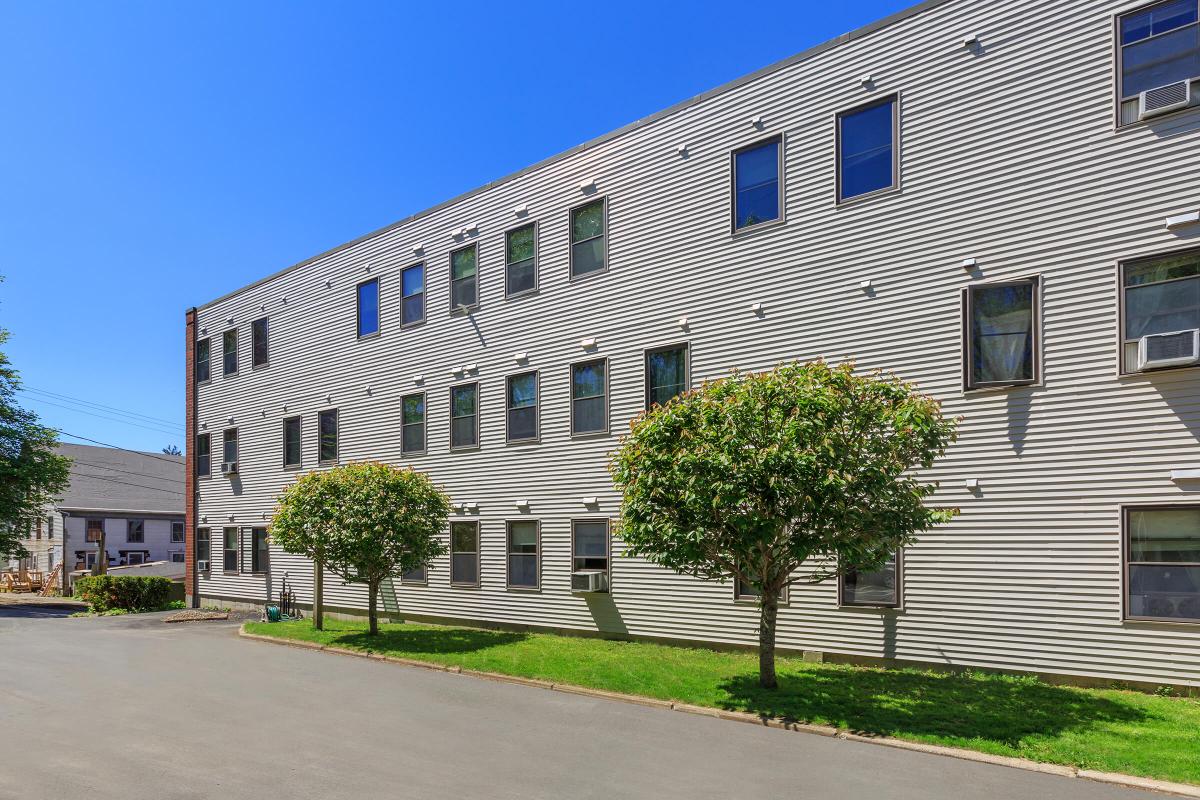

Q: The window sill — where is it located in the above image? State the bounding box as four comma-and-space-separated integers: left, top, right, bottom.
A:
450, 582, 481, 589
400, 319, 426, 331
1119, 363, 1200, 379
839, 603, 903, 612
836, 185, 901, 208
731, 217, 785, 239
357, 331, 382, 341
568, 267, 608, 284
570, 430, 611, 440
449, 445, 481, 453
318, 460, 339, 467
962, 380, 1039, 395
504, 287, 540, 301
283, 464, 301, 472
505, 436, 540, 446
400, 580, 428, 587
449, 305, 480, 317
401, 449, 428, 458
506, 585, 541, 593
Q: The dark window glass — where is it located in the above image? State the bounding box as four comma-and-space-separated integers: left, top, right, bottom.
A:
401, 393, 425, 454
451, 521, 479, 586
841, 553, 900, 607
223, 329, 238, 375
86, 519, 103, 542
1122, 252, 1200, 371
319, 410, 338, 463
357, 279, 380, 337
1120, 0, 1200, 98
196, 338, 211, 383
508, 521, 539, 588
838, 98, 897, 201
402, 264, 425, 326
223, 527, 238, 572
252, 528, 269, 573
222, 429, 238, 464
1127, 508, 1200, 622
450, 384, 478, 449
506, 372, 538, 442
506, 223, 537, 296
171, 521, 185, 543
252, 317, 269, 367
127, 520, 144, 543
283, 416, 301, 468
734, 577, 784, 602
733, 139, 780, 229
570, 200, 606, 277
571, 360, 606, 434
197, 528, 210, 564
572, 521, 609, 573
450, 245, 477, 310
196, 433, 210, 477
967, 281, 1036, 388
646, 346, 688, 408
401, 564, 427, 584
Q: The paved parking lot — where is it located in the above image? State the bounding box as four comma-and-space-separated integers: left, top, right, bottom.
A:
0, 607, 1167, 800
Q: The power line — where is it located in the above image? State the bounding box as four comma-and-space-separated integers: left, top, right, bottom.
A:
71, 458, 183, 483
24, 394, 182, 436
53, 430, 187, 466
71, 468, 183, 496
20, 385, 182, 428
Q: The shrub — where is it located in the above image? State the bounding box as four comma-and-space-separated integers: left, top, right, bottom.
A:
74, 575, 173, 612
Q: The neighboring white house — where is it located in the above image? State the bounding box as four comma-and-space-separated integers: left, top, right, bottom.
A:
188, 0, 1200, 691
6, 443, 185, 591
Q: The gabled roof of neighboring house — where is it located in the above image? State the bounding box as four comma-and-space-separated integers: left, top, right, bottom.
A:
54, 443, 184, 515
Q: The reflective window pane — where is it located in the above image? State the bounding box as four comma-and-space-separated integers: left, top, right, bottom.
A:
839, 99, 896, 201
570, 201, 605, 277
197, 338, 210, 382
1121, 24, 1200, 97
451, 246, 476, 280
1125, 277, 1200, 340
1129, 508, 1200, 562
319, 410, 338, 462
1122, 0, 1198, 43
357, 279, 379, 337
1128, 565, 1200, 620
842, 554, 899, 607
284, 417, 301, 467
507, 372, 538, 441
451, 384, 478, 449
572, 361, 606, 434
223, 329, 238, 375
734, 139, 780, 229
970, 282, 1035, 386
402, 265, 424, 325
647, 346, 688, 407
252, 317, 269, 367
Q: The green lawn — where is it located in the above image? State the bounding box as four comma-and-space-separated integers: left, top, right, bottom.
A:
245, 619, 1200, 785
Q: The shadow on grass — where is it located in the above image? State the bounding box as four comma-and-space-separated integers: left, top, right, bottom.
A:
719, 667, 1149, 747
337, 627, 528, 656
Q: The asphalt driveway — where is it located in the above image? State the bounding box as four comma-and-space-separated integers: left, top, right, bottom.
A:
0, 609, 1170, 800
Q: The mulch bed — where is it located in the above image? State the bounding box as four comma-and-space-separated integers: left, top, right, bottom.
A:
164, 609, 230, 623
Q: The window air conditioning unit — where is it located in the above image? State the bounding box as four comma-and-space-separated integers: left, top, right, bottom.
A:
570, 570, 609, 593
197, 560, 210, 572
221, 461, 239, 476
1139, 80, 1192, 120
1138, 329, 1200, 370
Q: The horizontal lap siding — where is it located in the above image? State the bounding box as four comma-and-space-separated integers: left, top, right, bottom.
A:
195, 0, 1200, 687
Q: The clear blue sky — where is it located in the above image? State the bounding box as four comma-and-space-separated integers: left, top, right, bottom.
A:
0, 0, 912, 453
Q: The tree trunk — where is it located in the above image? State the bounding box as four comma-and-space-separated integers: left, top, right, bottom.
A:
367, 578, 379, 636
758, 594, 779, 689
313, 558, 324, 631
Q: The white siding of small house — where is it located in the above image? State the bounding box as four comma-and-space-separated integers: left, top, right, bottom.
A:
65, 515, 184, 570
193, 0, 1200, 687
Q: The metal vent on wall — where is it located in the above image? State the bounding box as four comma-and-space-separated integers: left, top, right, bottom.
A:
1139, 80, 1192, 119
1138, 329, 1200, 371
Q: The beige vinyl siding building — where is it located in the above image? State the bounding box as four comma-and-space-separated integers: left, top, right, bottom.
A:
188, 0, 1200, 689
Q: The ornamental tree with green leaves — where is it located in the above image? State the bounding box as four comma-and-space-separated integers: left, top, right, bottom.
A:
272, 462, 450, 634
611, 360, 958, 689
0, 321, 71, 562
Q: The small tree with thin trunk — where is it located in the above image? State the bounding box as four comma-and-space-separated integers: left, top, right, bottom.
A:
611, 361, 958, 689
272, 462, 450, 635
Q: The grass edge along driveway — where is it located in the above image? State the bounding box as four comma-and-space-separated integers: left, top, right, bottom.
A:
244, 619, 1200, 786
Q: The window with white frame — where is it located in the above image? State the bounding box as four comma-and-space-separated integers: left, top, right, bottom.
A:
1118, 1, 1200, 124
1121, 249, 1200, 373
450, 521, 480, 587
1125, 506, 1200, 623
127, 520, 145, 543
450, 244, 478, 311
86, 519, 103, 542
506, 223, 537, 296
401, 393, 426, 455
507, 520, 539, 589
450, 383, 479, 450
964, 279, 1038, 389
570, 199, 606, 278
840, 552, 901, 608
506, 372, 538, 442
571, 359, 607, 435
171, 552, 186, 564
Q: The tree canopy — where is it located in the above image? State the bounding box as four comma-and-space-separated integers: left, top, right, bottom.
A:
611, 360, 958, 688
0, 323, 71, 561
272, 462, 450, 634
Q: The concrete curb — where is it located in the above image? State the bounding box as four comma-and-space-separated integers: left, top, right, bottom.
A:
237, 625, 1200, 798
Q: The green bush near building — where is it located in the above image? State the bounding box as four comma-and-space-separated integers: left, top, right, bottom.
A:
74, 575, 173, 612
